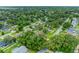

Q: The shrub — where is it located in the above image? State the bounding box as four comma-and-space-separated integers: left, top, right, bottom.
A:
0, 49, 4, 53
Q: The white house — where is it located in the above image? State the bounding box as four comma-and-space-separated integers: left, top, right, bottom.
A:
72, 18, 78, 27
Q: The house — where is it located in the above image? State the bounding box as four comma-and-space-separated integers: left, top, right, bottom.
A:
67, 28, 77, 36
72, 18, 78, 27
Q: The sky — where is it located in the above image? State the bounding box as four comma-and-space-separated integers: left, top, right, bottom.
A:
0, 0, 79, 6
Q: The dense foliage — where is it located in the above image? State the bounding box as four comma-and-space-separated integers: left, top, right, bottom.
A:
17, 31, 47, 52
47, 33, 79, 52
0, 7, 79, 53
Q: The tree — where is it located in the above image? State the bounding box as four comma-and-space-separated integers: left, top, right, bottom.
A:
47, 33, 79, 52
62, 22, 71, 30
17, 31, 47, 52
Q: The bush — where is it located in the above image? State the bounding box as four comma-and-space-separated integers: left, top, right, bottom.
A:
0, 31, 5, 35
0, 49, 4, 53
17, 31, 47, 52
47, 33, 79, 53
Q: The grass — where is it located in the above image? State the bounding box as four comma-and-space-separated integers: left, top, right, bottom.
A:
76, 25, 79, 29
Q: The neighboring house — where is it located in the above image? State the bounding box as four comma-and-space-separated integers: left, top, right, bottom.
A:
67, 28, 77, 36
72, 18, 78, 27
